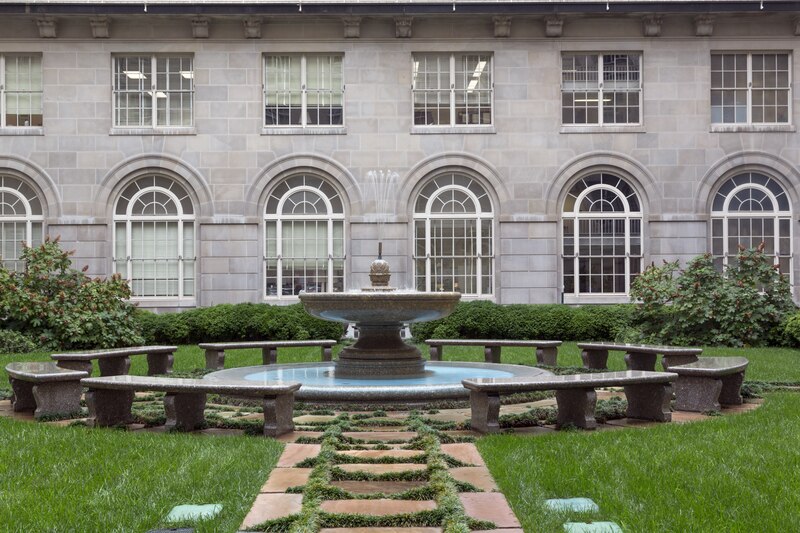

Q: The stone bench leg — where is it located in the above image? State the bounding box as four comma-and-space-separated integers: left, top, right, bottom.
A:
719, 372, 745, 405
85, 389, 135, 427
147, 351, 174, 375
262, 347, 278, 365
205, 349, 226, 370
9, 377, 37, 412
98, 356, 131, 376
262, 393, 296, 438
429, 345, 442, 361
674, 376, 722, 412
164, 392, 207, 431
484, 346, 501, 364
555, 388, 597, 430
31, 381, 83, 419
623, 383, 672, 422
322, 345, 333, 362
536, 347, 558, 366
661, 354, 699, 371
56, 360, 93, 374
624, 351, 657, 371
581, 349, 608, 370
468, 390, 501, 434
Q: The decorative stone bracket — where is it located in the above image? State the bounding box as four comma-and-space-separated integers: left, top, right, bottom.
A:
493, 16, 511, 38
694, 15, 714, 36
36, 16, 57, 38
642, 15, 662, 37
192, 17, 209, 38
395, 16, 412, 38
545, 16, 564, 37
244, 16, 262, 39
343, 16, 361, 38
90, 16, 110, 38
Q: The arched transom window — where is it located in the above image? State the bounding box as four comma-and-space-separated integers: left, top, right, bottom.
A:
113, 175, 195, 298
711, 172, 792, 276
413, 173, 494, 295
0, 175, 44, 271
264, 174, 345, 298
562, 173, 642, 295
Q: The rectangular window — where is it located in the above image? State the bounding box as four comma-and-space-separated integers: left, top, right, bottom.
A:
0, 55, 43, 128
264, 54, 343, 128
711, 52, 791, 125
412, 53, 493, 127
113, 55, 194, 128
561, 53, 641, 126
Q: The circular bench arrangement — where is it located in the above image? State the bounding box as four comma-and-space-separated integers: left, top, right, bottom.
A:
671, 357, 749, 412
6, 361, 88, 419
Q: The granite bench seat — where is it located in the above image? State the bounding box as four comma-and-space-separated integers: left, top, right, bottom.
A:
52, 345, 178, 376
6, 362, 88, 419
198, 340, 338, 370
462, 370, 678, 433
426, 339, 563, 365
671, 357, 749, 413
81, 375, 301, 437
576, 342, 702, 371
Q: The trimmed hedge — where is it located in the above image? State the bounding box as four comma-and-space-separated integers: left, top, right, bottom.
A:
0, 329, 38, 355
136, 303, 345, 345
409, 300, 633, 342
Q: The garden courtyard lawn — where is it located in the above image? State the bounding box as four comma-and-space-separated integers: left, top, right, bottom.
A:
0, 343, 799, 531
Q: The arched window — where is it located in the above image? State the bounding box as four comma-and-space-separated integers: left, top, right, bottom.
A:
113, 175, 195, 298
711, 172, 792, 276
413, 173, 494, 295
0, 175, 44, 271
562, 173, 642, 295
264, 174, 345, 298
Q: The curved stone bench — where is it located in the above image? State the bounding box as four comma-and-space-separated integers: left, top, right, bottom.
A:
52, 345, 177, 376
81, 375, 301, 437
6, 362, 88, 419
463, 370, 677, 433
426, 339, 562, 365
671, 357, 749, 412
198, 340, 337, 370
577, 342, 702, 371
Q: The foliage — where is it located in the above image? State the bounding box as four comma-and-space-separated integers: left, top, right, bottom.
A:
0, 329, 38, 354
0, 237, 143, 349
781, 312, 800, 347
629, 246, 796, 347
410, 300, 633, 342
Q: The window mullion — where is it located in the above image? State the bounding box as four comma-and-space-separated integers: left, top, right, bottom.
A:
425, 217, 432, 292
0, 55, 5, 128
177, 220, 184, 299
746, 53, 753, 125
150, 56, 157, 128
327, 216, 333, 293
301, 55, 307, 128
449, 54, 456, 126
597, 54, 604, 126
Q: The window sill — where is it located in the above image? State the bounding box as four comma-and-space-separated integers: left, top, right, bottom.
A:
0, 127, 44, 136
562, 294, 630, 305
560, 125, 644, 134
411, 125, 496, 135
710, 124, 795, 133
130, 297, 197, 309
109, 127, 196, 136
261, 126, 346, 135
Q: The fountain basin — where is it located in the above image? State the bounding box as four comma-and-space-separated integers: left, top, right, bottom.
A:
299, 291, 461, 324
205, 361, 551, 403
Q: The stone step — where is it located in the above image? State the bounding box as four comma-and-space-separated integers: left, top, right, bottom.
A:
260, 468, 313, 493
440, 443, 484, 466
338, 463, 427, 475
275, 430, 324, 442
320, 498, 436, 516
448, 467, 499, 492
459, 493, 521, 529
240, 493, 303, 529
276, 443, 321, 467
343, 431, 418, 442
338, 449, 424, 460
331, 480, 427, 495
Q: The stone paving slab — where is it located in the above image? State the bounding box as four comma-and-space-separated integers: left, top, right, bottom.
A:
320, 528, 442, 532
261, 468, 313, 492
277, 443, 321, 467
331, 480, 427, 495
339, 449, 424, 460
293, 414, 338, 423
473, 529, 524, 533
343, 431, 418, 441
564, 522, 623, 532
320, 498, 436, 516
338, 463, 427, 474
275, 430, 324, 443
671, 411, 712, 424
449, 467, 499, 491
240, 493, 303, 529
459, 493, 521, 528
440, 443, 485, 466
442, 430, 482, 439
605, 418, 659, 429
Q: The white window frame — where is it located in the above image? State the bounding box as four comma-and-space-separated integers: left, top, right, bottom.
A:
411, 53, 494, 129
0, 175, 44, 271
711, 174, 792, 282
413, 175, 494, 296
561, 52, 642, 127
0, 54, 43, 131
113, 178, 196, 300
262, 54, 345, 131
562, 178, 643, 301
264, 177, 346, 299
710, 52, 792, 128
111, 54, 194, 131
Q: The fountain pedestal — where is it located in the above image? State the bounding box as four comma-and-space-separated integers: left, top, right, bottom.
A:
335, 324, 425, 377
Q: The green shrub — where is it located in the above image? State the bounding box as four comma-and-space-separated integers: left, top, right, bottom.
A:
0, 329, 38, 354
782, 312, 800, 347
0, 237, 143, 350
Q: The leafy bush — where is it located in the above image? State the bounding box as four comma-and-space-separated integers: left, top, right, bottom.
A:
0, 237, 143, 350
629, 245, 796, 347
782, 312, 800, 347
0, 329, 38, 354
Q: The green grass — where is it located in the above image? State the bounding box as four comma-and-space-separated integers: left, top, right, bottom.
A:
478, 392, 800, 532
0, 416, 283, 531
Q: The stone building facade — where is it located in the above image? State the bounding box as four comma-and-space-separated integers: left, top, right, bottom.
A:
0, 1, 799, 310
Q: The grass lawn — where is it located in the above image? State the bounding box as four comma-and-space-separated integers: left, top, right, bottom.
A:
478, 392, 800, 532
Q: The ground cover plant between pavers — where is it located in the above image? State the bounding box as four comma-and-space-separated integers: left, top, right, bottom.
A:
477, 392, 800, 532
0, 416, 284, 531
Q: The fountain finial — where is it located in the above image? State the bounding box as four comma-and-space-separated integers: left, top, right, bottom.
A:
366, 241, 394, 290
